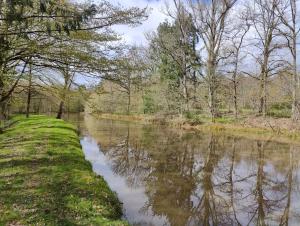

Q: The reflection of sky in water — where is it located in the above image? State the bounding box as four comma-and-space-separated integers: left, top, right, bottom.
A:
81, 137, 167, 226
79, 117, 300, 226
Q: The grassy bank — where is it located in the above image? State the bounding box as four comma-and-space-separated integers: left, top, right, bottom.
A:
0, 115, 127, 225
93, 113, 300, 145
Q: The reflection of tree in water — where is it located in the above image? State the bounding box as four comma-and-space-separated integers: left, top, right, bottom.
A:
141, 133, 199, 226
233, 141, 299, 226
88, 118, 300, 226
188, 135, 226, 226
103, 124, 152, 188
279, 146, 294, 225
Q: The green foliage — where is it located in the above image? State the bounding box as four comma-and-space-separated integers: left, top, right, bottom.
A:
3, 0, 96, 33
215, 116, 235, 124
0, 0, 147, 117
270, 102, 291, 110
184, 111, 195, 120
159, 54, 181, 81
143, 94, 156, 114
0, 115, 127, 225
184, 112, 203, 125
267, 102, 291, 118
267, 110, 291, 118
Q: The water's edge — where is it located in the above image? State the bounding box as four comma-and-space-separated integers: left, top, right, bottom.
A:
80, 135, 167, 225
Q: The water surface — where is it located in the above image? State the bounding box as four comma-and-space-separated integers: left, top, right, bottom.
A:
79, 115, 300, 226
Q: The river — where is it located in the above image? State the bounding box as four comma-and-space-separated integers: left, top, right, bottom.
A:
73, 114, 300, 226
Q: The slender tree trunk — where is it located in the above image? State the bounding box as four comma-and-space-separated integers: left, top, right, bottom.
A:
57, 84, 67, 119
259, 77, 264, 116
56, 66, 72, 119
263, 74, 267, 117
230, 26, 249, 120
233, 80, 238, 119
232, 57, 239, 119
208, 59, 217, 122
26, 62, 32, 118
193, 71, 197, 103
127, 92, 131, 115
182, 43, 189, 113
208, 83, 216, 122
56, 101, 64, 119
126, 75, 131, 115
183, 71, 189, 113
291, 32, 299, 121
259, 58, 268, 117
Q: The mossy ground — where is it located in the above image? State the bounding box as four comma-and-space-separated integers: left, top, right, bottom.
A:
0, 115, 127, 225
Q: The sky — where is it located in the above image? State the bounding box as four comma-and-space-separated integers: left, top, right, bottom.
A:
100, 0, 172, 45
76, 0, 299, 78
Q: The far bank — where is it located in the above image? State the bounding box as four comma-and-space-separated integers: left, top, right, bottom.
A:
92, 113, 300, 145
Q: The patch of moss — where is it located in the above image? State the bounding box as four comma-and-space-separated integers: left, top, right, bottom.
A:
0, 115, 127, 225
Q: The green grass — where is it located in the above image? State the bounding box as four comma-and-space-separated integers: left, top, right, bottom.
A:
267, 109, 291, 118
0, 115, 127, 225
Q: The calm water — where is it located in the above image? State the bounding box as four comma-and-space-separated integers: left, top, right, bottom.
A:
78, 115, 300, 226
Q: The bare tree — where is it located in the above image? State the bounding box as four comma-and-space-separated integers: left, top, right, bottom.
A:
247, 0, 283, 117
189, 0, 237, 122
226, 15, 250, 119
276, 0, 299, 121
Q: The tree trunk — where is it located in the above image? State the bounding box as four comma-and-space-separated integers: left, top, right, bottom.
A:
259, 55, 268, 117
56, 66, 72, 119
127, 92, 131, 115
207, 59, 217, 122
232, 57, 239, 119
208, 83, 216, 122
26, 62, 32, 118
259, 77, 266, 117
193, 71, 197, 103
183, 71, 189, 113
233, 80, 238, 119
56, 101, 64, 119
182, 49, 189, 113
291, 32, 299, 121
0, 101, 7, 120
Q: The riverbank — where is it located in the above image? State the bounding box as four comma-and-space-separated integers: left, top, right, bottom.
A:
0, 115, 127, 225
93, 113, 300, 144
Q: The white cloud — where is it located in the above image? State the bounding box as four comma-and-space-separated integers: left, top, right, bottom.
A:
74, 0, 172, 45
106, 0, 173, 45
